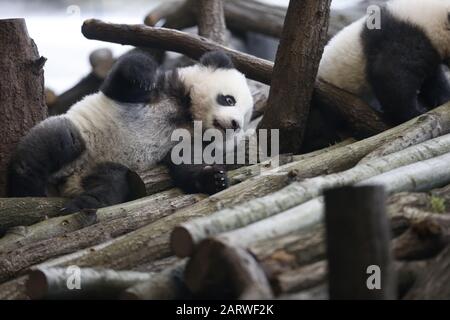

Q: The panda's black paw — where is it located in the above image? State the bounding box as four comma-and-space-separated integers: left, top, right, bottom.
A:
197, 165, 229, 195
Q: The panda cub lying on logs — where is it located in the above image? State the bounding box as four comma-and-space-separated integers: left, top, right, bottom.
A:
318, 0, 450, 124
8, 50, 254, 213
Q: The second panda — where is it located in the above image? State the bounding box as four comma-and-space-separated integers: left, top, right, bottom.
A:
318, 0, 450, 124
8, 50, 254, 213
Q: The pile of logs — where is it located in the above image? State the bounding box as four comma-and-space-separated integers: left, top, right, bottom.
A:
1, 0, 449, 300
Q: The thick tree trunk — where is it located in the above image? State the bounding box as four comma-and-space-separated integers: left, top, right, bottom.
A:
324, 186, 396, 300
257, 0, 331, 153
196, 0, 226, 45
0, 19, 47, 196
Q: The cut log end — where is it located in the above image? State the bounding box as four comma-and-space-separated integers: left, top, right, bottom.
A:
171, 225, 195, 258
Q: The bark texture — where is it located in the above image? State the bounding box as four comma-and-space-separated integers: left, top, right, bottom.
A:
0, 19, 47, 196
324, 186, 396, 300
196, 0, 227, 45
258, 0, 332, 153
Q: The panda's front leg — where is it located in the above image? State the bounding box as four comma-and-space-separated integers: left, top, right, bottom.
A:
166, 158, 229, 195
62, 162, 146, 214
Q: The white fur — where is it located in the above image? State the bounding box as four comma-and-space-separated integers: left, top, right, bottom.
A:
318, 0, 450, 95
318, 16, 368, 95
178, 65, 254, 131
52, 93, 180, 196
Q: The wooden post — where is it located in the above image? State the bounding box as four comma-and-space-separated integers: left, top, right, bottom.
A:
257, 0, 331, 154
324, 186, 396, 299
0, 19, 47, 196
196, 0, 227, 45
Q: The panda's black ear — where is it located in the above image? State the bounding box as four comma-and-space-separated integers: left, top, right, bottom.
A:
199, 50, 234, 69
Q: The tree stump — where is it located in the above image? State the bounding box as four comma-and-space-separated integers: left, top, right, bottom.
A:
324, 186, 396, 299
0, 19, 46, 196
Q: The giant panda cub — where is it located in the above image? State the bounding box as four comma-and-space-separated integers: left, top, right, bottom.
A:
8, 50, 254, 213
318, 0, 450, 124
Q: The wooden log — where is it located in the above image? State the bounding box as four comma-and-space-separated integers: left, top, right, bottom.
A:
0, 190, 204, 282
196, 0, 226, 45
132, 256, 181, 273
26, 267, 152, 299
228, 138, 354, 185
258, 0, 331, 153
0, 209, 97, 254
0, 189, 193, 253
395, 260, 429, 298
360, 111, 449, 162
210, 152, 450, 253
277, 284, 329, 300
324, 186, 396, 300
0, 197, 67, 235
403, 245, 450, 299
0, 19, 47, 196
172, 133, 450, 257
249, 224, 326, 278
392, 214, 450, 260
272, 260, 429, 298
184, 238, 273, 299
144, 0, 195, 29
144, 0, 285, 38
82, 19, 273, 85
0, 276, 29, 300
121, 260, 189, 300
273, 260, 327, 295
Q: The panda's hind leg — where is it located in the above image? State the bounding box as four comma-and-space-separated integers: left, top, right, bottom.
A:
368, 61, 426, 125
61, 162, 146, 214
8, 117, 85, 197
419, 66, 450, 109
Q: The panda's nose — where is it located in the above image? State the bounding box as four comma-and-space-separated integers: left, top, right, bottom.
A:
231, 119, 240, 130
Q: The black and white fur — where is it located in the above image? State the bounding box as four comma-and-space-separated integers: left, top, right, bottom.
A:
318, 0, 450, 124
8, 50, 253, 213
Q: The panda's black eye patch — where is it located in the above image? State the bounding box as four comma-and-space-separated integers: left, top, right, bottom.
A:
217, 94, 236, 106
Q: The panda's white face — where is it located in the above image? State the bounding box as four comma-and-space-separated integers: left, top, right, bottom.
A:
178, 64, 254, 134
